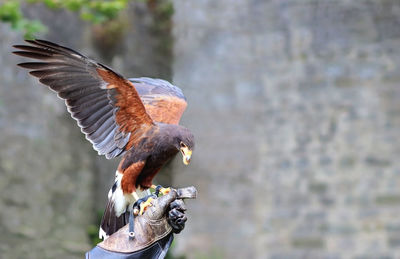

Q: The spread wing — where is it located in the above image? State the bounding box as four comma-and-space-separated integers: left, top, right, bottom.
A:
13, 40, 154, 159
130, 77, 188, 125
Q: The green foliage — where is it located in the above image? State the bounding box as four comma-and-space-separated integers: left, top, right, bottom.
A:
87, 224, 102, 246
0, 0, 133, 38
86, 209, 103, 246
28, 0, 131, 23
0, 1, 46, 38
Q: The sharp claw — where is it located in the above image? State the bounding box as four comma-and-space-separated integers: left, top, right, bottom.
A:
151, 185, 171, 196
139, 197, 154, 215
160, 187, 171, 195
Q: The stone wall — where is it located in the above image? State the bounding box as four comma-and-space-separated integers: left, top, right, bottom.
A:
0, 6, 97, 257
172, 0, 400, 258
2, 1, 400, 258
0, 2, 173, 258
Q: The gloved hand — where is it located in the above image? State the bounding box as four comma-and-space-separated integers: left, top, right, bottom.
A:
86, 186, 196, 259
168, 199, 187, 234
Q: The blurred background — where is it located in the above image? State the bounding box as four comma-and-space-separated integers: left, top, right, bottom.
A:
1, 0, 400, 258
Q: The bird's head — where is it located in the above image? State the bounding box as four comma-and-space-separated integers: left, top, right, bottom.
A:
175, 127, 194, 165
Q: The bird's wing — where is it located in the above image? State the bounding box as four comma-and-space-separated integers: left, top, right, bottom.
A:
129, 78, 188, 125
13, 40, 154, 159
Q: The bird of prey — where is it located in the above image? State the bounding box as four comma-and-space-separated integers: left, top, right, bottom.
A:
13, 40, 194, 239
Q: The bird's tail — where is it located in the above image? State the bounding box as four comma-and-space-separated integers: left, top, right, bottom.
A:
99, 196, 129, 240
99, 171, 130, 240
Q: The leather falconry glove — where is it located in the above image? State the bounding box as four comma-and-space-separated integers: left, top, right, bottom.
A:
86, 186, 196, 259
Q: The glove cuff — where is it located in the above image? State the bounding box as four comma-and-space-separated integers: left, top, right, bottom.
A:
97, 215, 172, 253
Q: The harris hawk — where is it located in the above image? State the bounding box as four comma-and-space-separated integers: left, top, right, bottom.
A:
13, 40, 194, 239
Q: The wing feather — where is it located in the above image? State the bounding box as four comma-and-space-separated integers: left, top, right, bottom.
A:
66, 91, 105, 107
67, 91, 106, 109
81, 109, 114, 133
13, 40, 154, 159
70, 98, 110, 117
129, 77, 188, 125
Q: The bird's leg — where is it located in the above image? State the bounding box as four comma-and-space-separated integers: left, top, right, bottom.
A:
133, 193, 157, 216
139, 196, 154, 215
151, 184, 171, 196
133, 191, 140, 201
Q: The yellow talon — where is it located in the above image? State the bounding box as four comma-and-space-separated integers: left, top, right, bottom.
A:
139, 197, 154, 215
151, 185, 171, 196
160, 187, 171, 195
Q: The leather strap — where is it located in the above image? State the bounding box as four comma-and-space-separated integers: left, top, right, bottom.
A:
86, 233, 173, 259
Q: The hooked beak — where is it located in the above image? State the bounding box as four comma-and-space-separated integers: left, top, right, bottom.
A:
180, 146, 192, 165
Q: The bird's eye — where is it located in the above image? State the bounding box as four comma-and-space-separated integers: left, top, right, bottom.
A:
180, 142, 186, 148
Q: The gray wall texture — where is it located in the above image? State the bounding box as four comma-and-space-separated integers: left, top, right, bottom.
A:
172, 0, 400, 258
0, 2, 173, 258
0, 22, 95, 258
1, 0, 400, 259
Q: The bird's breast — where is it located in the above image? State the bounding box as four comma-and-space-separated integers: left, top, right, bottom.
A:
147, 148, 179, 167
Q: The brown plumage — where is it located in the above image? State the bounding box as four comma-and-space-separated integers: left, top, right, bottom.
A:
13, 40, 194, 239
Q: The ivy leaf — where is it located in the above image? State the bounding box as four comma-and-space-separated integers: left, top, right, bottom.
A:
1, 0, 132, 38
